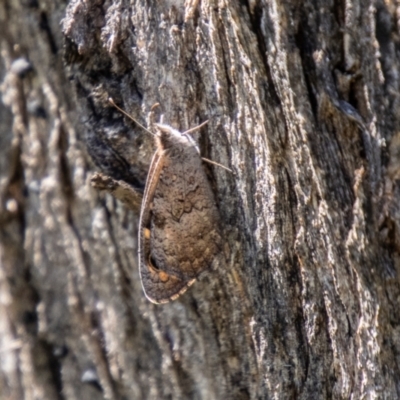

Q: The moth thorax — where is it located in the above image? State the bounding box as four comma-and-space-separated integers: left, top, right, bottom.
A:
156, 125, 191, 151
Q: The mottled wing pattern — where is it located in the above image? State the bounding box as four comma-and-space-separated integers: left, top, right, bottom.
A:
139, 149, 191, 303
138, 127, 221, 303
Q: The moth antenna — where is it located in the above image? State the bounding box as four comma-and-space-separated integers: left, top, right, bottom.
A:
183, 120, 209, 135
109, 98, 155, 137
183, 120, 232, 173
109, 103, 232, 173
201, 157, 233, 173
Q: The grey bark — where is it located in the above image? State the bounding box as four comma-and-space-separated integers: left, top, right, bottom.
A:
1, 0, 400, 399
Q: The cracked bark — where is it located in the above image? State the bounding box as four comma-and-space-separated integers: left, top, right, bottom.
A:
1, 0, 400, 399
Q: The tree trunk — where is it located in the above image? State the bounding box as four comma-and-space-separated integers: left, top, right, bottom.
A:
1, 0, 400, 399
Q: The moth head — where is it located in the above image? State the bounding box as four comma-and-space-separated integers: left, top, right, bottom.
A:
155, 123, 200, 153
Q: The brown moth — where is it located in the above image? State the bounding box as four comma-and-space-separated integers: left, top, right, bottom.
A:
138, 123, 221, 304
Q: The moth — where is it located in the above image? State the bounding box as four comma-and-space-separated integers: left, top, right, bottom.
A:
138, 123, 222, 303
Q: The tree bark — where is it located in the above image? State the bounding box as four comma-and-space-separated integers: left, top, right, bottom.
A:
1, 0, 400, 399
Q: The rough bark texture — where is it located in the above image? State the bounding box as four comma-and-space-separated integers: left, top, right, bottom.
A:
1, 0, 400, 399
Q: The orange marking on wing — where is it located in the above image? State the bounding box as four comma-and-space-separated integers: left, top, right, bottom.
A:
158, 271, 169, 282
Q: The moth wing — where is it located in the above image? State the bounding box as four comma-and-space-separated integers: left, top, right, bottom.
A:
138, 150, 196, 303
149, 149, 221, 280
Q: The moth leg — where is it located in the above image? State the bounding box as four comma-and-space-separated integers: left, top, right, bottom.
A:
91, 172, 143, 213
